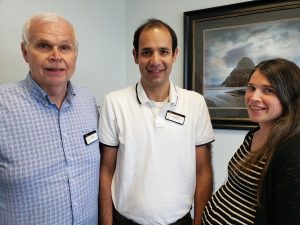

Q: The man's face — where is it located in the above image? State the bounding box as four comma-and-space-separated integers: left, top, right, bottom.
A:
133, 27, 178, 91
21, 18, 77, 93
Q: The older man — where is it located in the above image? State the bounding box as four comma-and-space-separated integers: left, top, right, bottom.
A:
0, 13, 100, 225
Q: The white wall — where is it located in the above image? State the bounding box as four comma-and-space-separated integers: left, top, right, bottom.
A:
0, 0, 253, 190
0, 0, 126, 105
125, 0, 253, 190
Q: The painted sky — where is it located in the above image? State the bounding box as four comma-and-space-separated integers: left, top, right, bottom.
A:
203, 18, 300, 86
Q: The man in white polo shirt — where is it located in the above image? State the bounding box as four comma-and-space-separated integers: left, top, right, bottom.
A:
99, 19, 214, 225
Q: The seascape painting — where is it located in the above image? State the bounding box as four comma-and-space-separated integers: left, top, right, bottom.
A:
203, 18, 300, 119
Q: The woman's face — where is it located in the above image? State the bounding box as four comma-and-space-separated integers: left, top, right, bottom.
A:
245, 70, 283, 128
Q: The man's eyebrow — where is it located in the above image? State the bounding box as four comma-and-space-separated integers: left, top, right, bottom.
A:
141, 47, 152, 51
34, 39, 74, 45
160, 47, 170, 50
35, 39, 51, 43
60, 40, 74, 45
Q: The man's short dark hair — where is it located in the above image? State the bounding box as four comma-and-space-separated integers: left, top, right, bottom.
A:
133, 18, 178, 54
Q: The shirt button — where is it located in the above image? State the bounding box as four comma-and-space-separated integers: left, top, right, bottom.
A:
155, 118, 165, 128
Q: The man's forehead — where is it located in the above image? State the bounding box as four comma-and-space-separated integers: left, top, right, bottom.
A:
29, 21, 75, 43
139, 31, 172, 49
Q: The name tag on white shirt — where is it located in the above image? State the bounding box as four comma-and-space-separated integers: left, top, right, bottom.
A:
84, 130, 98, 145
165, 110, 185, 125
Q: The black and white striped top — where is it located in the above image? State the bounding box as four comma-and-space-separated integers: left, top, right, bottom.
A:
202, 129, 265, 225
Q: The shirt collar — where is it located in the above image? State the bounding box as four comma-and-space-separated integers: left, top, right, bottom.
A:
136, 80, 178, 106
24, 73, 75, 107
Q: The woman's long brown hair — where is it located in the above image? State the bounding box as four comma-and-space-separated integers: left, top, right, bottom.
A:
238, 58, 300, 203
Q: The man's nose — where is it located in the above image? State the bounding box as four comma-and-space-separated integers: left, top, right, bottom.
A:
49, 47, 62, 61
150, 52, 160, 65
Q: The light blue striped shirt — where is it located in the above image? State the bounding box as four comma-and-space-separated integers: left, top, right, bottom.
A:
0, 74, 100, 225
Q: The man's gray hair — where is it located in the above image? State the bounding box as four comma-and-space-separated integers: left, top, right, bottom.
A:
21, 12, 79, 50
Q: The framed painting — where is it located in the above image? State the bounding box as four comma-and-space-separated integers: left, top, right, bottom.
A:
184, 0, 300, 129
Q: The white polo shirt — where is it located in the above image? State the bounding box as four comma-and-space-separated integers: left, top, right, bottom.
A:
100, 81, 214, 225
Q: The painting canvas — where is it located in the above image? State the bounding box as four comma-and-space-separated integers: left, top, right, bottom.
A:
204, 18, 300, 119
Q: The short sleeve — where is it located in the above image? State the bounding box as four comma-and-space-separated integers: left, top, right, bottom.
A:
99, 94, 119, 147
195, 94, 214, 146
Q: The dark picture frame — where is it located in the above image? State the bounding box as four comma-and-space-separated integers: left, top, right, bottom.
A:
184, 0, 300, 129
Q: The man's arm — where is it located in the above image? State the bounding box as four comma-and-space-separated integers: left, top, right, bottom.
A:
99, 144, 118, 225
193, 143, 213, 225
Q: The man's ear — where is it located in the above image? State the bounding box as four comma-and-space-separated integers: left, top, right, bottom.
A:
21, 42, 29, 63
133, 49, 138, 64
172, 48, 179, 63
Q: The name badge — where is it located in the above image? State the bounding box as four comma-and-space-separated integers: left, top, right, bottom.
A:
84, 130, 98, 145
165, 110, 185, 125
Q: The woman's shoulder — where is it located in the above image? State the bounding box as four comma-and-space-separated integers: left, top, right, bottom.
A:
244, 127, 260, 140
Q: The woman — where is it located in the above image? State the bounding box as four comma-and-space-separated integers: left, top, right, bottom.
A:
202, 58, 300, 225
